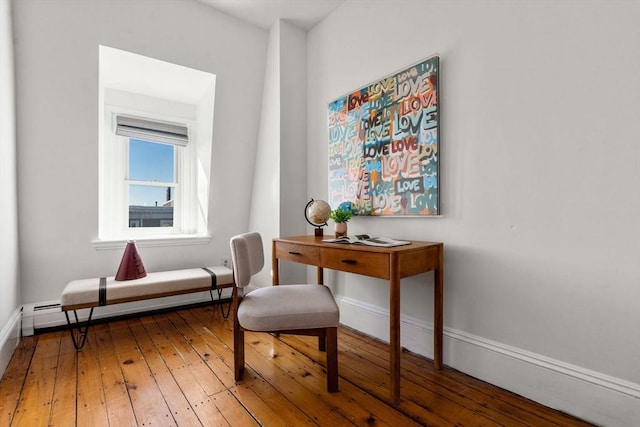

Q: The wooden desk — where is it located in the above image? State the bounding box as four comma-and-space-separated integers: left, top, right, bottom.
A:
272, 235, 444, 403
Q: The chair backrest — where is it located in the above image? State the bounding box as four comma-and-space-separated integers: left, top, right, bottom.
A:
229, 232, 265, 289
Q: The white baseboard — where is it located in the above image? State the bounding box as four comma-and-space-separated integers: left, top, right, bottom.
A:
337, 296, 640, 427
22, 288, 233, 336
0, 307, 22, 379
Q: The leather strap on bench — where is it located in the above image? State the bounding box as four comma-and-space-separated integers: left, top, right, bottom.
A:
99, 277, 107, 306
202, 267, 232, 319
202, 267, 217, 289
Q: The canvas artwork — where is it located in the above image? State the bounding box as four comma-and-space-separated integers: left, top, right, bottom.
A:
328, 55, 440, 216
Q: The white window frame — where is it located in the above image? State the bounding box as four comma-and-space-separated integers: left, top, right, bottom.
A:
98, 107, 201, 244
97, 46, 216, 249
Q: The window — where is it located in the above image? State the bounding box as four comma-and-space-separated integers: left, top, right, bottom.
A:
97, 46, 216, 246
128, 139, 176, 228
100, 112, 197, 240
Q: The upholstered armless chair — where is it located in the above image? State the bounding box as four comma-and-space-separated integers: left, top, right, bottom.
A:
229, 232, 340, 392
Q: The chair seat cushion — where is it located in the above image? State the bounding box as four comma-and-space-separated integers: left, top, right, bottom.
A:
237, 284, 339, 331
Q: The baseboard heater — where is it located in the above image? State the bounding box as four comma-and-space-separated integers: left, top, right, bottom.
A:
35, 303, 61, 311
21, 289, 232, 337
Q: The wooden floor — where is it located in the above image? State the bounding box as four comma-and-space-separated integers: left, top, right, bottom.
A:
0, 305, 592, 426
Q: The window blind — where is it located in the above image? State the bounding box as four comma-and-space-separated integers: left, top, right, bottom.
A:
115, 115, 189, 146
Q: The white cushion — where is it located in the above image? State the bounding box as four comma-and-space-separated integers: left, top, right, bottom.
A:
237, 284, 339, 331
61, 266, 233, 309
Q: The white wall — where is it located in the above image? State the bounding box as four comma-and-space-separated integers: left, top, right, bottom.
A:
249, 20, 308, 286
249, 21, 282, 287
12, 0, 268, 303
307, 0, 639, 425
277, 21, 308, 283
0, 0, 21, 376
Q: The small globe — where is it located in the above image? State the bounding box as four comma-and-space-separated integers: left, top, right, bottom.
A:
305, 199, 331, 226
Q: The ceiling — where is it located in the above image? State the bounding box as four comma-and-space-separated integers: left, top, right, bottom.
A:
198, 0, 345, 30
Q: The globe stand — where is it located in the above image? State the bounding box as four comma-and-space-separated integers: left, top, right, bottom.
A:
305, 198, 329, 237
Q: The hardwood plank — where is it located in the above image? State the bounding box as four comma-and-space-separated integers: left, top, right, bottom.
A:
339, 327, 593, 426
176, 309, 237, 388
403, 359, 591, 427
149, 313, 227, 396
136, 315, 229, 425
125, 317, 203, 426
93, 323, 138, 425
186, 308, 319, 426
48, 332, 77, 426
191, 308, 357, 425
336, 331, 544, 426
10, 332, 62, 426
228, 371, 314, 426
210, 389, 258, 427
233, 332, 357, 425
160, 311, 229, 395
109, 318, 177, 426
0, 305, 595, 427
76, 325, 110, 426
266, 336, 425, 426
0, 336, 37, 426
164, 311, 261, 426
335, 339, 516, 426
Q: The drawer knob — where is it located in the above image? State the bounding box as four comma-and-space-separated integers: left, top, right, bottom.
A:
341, 259, 357, 264
288, 251, 301, 255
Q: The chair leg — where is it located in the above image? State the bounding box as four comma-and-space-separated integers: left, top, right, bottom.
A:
326, 327, 338, 392
234, 319, 245, 381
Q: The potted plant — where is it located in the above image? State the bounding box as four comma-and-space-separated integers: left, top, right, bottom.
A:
330, 207, 352, 237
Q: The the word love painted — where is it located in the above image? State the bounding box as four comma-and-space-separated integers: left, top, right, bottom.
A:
328, 55, 440, 216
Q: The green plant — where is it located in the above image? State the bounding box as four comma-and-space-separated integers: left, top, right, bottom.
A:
330, 207, 352, 223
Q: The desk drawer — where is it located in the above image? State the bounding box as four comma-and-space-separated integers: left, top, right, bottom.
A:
275, 242, 321, 266
321, 248, 389, 279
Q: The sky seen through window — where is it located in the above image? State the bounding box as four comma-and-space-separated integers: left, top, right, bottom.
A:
128, 138, 175, 207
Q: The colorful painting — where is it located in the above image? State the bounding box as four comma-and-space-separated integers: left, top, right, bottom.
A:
328, 55, 440, 216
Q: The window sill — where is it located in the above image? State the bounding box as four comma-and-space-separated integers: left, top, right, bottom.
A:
92, 234, 211, 250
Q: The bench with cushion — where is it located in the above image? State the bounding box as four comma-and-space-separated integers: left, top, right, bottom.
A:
61, 266, 234, 349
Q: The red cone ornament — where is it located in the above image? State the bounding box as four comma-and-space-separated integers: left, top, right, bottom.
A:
115, 240, 147, 281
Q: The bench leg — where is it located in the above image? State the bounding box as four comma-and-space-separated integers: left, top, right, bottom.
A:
64, 308, 94, 350
209, 288, 232, 319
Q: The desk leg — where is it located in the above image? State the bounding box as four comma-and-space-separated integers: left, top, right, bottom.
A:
434, 251, 444, 370
389, 256, 401, 404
